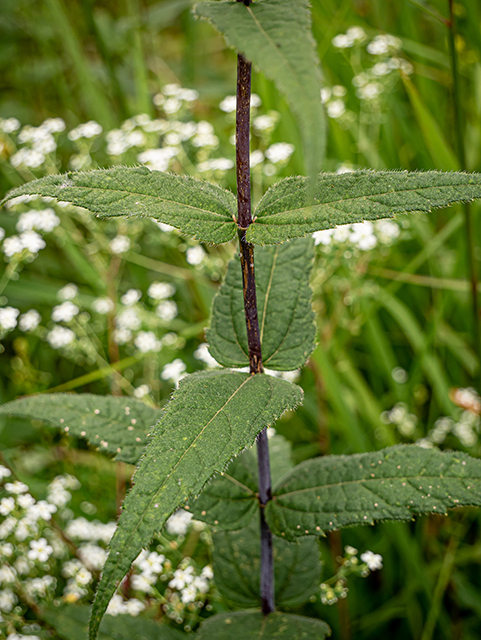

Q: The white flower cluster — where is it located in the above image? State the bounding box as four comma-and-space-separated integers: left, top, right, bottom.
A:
9, 118, 65, 169
313, 219, 400, 252
381, 402, 418, 437
68, 121, 103, 141
219, 93, 261, 113
331, 26, 367, 49
153, 83, 199, 116
2, 231, 46, 258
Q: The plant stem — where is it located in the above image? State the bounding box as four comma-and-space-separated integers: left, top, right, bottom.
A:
235, 28, 275, 613
447, 0, 481, 388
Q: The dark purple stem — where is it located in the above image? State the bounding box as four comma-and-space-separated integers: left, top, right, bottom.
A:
235, 19, 275, 614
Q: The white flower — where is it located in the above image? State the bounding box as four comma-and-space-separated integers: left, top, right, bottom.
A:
320, 87, 332, 103
27, 500, 57, 521
120, 289, 141, 306
250, 94, 262, 107
332, 34, 354, 49
186, 246, 206, 266
112, 329, 132, 345
62, 559, 83, 578
41, 117, 66, 133
5, 481, 28, 494
28, 538, 53, 562
1, 117, 21, 133
312, 229, 334, 246
181, 584, 197, 603
10, 148, 45, 168
148, 281, 175, 300
327, 99, 346, 119
169, 565, 195, 590
124, 598, 145, 616
0, 543, 13, 557
333, 224, 351, 242
201, 565, 214, 580
17, 493, 36, 509
21, 231, 46, 253
372, 62, 391, 76
360, 550, 383, 570
47, 487, 71, 507
0, 565, 16, 585
134, 331, 162, 353
192, 121, 219, 148
16, 208, 60, 233
166, 508, 192, 535
106, 594, 127, 616
51, 301, 79, 323
93, 297, 114, 314
68, 121, 103, 140
110, 235, 131, 254
265, 142, 294, 164
135, 550, 165, 575
350, 221, 377, 250
156, 300, 178, 322
2, 236, 24, 257
0, 518, 16, 540
0, 228, 4, 242
133, 384, 150, 398
197, 158, 233, 172
15, 520, 37, 541
346, 26, 366, 41
336, 164, 355, 174
357, 82, 383, 100
375, 219, 400, 243
47, 326, 76, 349
0, 466, 12, 480
253, 115, 275, 131
58, 283, 78, 300
193, 576, 209, 593
116, 308, 141, 330
194, 343, 219, 368
75, 566, 93, 586
250, 150, 264, 167
0, 588, 17, 612
219, 96, 237, 112
19, 310, 41, 332
137, 147, 178, 172
131, 573, 155, 593
0, 498, 15, 516
0, 307, 20, 332
161, 359, 187, 384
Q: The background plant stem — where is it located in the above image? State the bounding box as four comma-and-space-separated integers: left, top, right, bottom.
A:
235, 28, 275, 613
447, 0, 481, 389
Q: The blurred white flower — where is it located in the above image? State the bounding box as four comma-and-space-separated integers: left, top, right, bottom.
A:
265, 142, 294, 164
57, 283, 78, 300
0, 466, 12, 480
134, 331, 162, 353
1, 117, 21, 133
4, 481, 28, 494
51, 301, 79, 323
0, 307, 20, 332
197, 158, 233, 172
169, 565, 195, 589
148, 281, 175, 300
68, 121, 103, 140
327, 99, 346, 119
28, 538, 53, 562
47, 326, 76, 349
156, 300, 178, 322
120, 289, 142, 306
250, 150, 264, 167
219, 95, 237, 112
166, 508, 192, 535
116, 308, 141, 330
16, 208, 60, 233
360, 550, 383, 570
161, 359, 186, 384
137, 147, 178, 172
110, 235, 130, 254
133, 384, 150, 398
0, 498, 15, 516
92, 297, 114, 314
10, 148, 45, 168
186, 246, 206, 265
194, 343, 219, 368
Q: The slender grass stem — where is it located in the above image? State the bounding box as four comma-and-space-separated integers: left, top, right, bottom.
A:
235, 17, 275, 613
447, 0, 481, 387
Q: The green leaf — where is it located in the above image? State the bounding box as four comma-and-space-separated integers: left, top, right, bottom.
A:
197, 611, 331, 639
206, 237, 316, 370
44, 605, 186, 640
89, 370, 302, 640
195, 0, 326, 185
0, 167, 237, 245
191, 450, 258, 531
192, 433, 294, 530
247, 170, 481, 244
213, 517, 322, 607
0, 394, 160, 465
266, 445, 481, 541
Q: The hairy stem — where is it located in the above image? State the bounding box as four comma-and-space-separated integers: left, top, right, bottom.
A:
235, 30, 275, 613
447, 0, 481, 388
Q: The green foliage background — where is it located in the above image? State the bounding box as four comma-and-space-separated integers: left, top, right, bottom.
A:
2, 0, 481, 639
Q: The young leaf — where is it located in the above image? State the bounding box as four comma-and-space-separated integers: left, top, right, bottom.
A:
0, 167, 237, 245
197, 611, 331, 639
0, 394, 160, 465
195, 0, 326, 185
247, 170, 481, 244
206, 237, 316, 370
89, 370, 302, 640
191, 450, 258, 531
44, 605, 186, 640
213, 517, 322, 607
265, 445, 481, 541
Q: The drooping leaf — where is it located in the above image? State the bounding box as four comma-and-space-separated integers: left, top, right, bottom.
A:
89, 370, 302, 640
197, 611, 331, 639
266, 445, 481, 541
247, 170, 481, 244
44, 605, 186, 640
213, 517, 322, 607
191, 450, 258, 531
195, 0, 326, 185
0, 394, 160, 465
192, 434, 294, 530
0, 167, 237, 245
206, 237, 316, 370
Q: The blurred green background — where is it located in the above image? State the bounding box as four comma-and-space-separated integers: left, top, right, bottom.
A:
2, 0, 481, 638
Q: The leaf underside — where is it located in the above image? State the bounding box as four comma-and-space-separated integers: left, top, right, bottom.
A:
248, 170, 481, 244
213, 517, 322, 607
89, 370, 303, 640
0, 394, 160, 464
207, 237, 316, 370
195, 0, 326, 185
0, 167, 237, 245
266, 445, 481, 540
44, 605, 186, 640
197, 611, 331, 639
